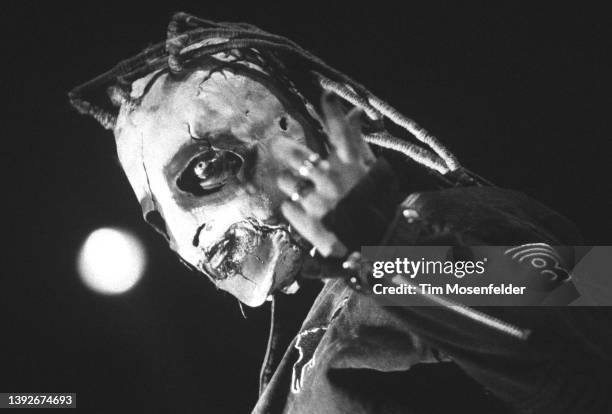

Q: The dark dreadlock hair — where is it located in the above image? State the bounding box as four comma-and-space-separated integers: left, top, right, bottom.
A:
68, 11, 491, 186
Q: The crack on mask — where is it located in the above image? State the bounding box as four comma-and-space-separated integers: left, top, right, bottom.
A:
140, 132, 162, 217
197, 60, 251, 94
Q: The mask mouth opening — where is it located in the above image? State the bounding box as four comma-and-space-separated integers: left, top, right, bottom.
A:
197, 217, 294, 281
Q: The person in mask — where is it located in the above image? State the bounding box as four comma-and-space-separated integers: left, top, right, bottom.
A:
69, 13, 612, 413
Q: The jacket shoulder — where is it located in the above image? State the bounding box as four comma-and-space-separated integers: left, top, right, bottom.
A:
396, 186, 582, 245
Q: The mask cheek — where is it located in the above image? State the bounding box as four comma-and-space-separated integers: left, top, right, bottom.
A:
141, 207, 170, 241
149, 198, 199, 261
247, 142, 291, 203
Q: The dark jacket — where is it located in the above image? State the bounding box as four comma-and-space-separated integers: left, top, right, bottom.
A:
253, 158, 612, 414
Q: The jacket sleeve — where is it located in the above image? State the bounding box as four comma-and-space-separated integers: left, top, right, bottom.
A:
320, 157, 612, 413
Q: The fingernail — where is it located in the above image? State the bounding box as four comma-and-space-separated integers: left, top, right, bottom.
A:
347, 106, 364, 120
245, 183, 257, 195
241, 181, 257, 195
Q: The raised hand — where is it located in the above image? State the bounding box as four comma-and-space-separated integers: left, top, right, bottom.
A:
276, 94, 375, 257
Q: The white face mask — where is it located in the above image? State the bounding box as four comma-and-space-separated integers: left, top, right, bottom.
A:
114, 64, 319, 306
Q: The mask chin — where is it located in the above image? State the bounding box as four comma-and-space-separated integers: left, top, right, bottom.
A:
189, 218, 304, 307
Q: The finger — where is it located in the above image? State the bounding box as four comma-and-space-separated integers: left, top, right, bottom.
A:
277, 173, 310, 200
321, 93, 362, 163
346, 107, 375, 164
281, 201, 346, 257
279, 140, 336, 191
277, 174, 333, 217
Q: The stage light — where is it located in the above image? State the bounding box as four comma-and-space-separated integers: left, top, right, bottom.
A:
78, 227, 146, 295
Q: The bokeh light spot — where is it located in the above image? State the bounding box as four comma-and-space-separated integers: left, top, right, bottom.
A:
78, 227, 146, 295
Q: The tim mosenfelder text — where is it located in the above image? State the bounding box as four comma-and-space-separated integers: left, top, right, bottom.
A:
370, 258, 527, 296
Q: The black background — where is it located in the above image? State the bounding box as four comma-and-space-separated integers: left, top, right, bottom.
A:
2, 2, 611, 413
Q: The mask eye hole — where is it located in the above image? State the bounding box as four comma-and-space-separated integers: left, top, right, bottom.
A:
176, 150, 243, 196
145, 210, 169, 240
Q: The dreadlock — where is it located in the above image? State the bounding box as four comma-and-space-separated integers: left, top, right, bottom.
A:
69, 11, 490, 186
